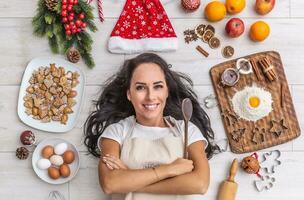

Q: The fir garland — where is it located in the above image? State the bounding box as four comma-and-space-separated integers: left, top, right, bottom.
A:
32, 0, 98, 68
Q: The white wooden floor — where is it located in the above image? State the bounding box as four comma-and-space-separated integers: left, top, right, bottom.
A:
0, 0, 304, 199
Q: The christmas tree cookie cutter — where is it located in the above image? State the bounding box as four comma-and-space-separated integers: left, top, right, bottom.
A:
260, 150, 282, 174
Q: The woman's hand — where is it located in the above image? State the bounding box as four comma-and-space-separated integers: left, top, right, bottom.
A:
102, 154, 129, 170
167, 158, 194, 177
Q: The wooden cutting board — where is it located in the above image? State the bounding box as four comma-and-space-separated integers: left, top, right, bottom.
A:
210, 51, 301, 153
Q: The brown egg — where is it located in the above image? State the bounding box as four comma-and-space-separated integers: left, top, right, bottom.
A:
59, 164, 70, 177
63, 150, 75, 164
42, 145, 54, 159
48, 167, 60, 179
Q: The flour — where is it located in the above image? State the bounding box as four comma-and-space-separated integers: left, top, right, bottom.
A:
231, 85, 273, 122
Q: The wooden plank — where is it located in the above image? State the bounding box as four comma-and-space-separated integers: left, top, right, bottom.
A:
0, 0, 290, 18
0, 153, 69, 199
0, 18, 125, 85
1, 17, 304, 85
1, 151, 304, 200
291, 85, 304, 151
290, 0, 304, 17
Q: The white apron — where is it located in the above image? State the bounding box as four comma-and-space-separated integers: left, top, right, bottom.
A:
111, 117, 185, 200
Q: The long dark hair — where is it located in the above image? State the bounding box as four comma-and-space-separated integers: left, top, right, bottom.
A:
84, 53, 219, 159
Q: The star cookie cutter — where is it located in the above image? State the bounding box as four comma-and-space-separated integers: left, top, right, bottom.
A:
269, 119, 288, 137
254, 175, 276, 192
260, 150, 282, 174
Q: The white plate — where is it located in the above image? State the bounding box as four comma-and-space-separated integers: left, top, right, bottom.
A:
32, 138, 80, 184
17, 57, 85, 133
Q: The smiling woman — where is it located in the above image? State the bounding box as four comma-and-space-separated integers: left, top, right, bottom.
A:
84, 53, 219, 200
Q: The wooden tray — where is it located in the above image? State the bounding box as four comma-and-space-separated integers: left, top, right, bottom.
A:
210, 51, 301, 153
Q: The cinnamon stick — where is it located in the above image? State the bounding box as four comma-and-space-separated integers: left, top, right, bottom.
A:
196, 45, 209, 57
250, 59, 262, 81
258, 57, 277, 81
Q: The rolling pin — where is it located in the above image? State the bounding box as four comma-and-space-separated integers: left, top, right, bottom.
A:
217, 159, 238, 200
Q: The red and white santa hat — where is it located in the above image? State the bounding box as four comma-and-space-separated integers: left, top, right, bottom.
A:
108, 0, 178, 54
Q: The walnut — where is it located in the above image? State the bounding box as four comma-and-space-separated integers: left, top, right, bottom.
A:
66, 71, 73, 79
32, 107, 39, 116
71, 79, 79, 88
67, 98, 76, 107
24, 100, 33, 108
63, 107, 73, 114
67, 90, 77, 98
36, 74, 44, 83
61, 114, 68, 124
72, 72, 80, 79
26, 86, 34, 94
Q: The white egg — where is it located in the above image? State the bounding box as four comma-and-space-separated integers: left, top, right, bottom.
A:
54, 143, 68, 155
37, 158, 51, 170
50, 155, 64, 166
231, 85, 273, 122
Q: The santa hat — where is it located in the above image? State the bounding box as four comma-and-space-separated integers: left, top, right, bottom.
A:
108, 0, 178, 54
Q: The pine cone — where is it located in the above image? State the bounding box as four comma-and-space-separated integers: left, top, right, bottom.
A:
45, 0, 58, 11
16, 147, 30, 160
67, 47, 81, 63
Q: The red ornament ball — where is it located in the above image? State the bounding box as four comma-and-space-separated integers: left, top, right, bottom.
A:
20, 130, 35, 146
68, 15, 74, 21
62, 0, 68, 5
81, 22, 87, 28
79, 13, 85, 20
67, 5, 73, 11
64, 24, 71, 30
181, 0, 201, 11
61, 10, 68, 17
66, 30, 72, 35
75, 20, 82, 27
62, 17, 68, 23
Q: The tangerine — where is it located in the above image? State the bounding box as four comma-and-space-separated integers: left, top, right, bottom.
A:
204, 1, 227, 22
250, 21, 270, 42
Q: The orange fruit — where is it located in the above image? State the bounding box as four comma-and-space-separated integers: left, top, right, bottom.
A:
204, 1, 227, 22
226, 0, 246, 14
250, 21, 270, 42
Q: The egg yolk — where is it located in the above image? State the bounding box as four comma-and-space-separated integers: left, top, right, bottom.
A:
249, 96, 260, 108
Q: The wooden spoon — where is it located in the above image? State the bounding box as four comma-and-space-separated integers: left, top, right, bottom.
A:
182, 98, 193, 159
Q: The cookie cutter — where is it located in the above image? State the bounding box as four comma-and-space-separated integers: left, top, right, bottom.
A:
260, 150, 282, 174
203, 94, 218, 109
254, 175, 276, 192
236, 58, 253, 75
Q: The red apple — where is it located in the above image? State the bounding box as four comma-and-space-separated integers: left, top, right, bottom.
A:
225, 18, 245, 38
255, 0, 275, 15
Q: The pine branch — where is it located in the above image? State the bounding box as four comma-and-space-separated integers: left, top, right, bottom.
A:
80, 50, 95, 68
32, 0, 97, 69
49, 35, 59, 53
86, 20, 98, 32
77, 0, 94, 17
32, 14, 47, 36
77, 31, 93, 51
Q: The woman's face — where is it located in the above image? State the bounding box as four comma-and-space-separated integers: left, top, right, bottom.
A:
127, 63, 169, 124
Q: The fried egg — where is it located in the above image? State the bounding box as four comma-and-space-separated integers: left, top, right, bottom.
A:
231, 85, 273, 121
